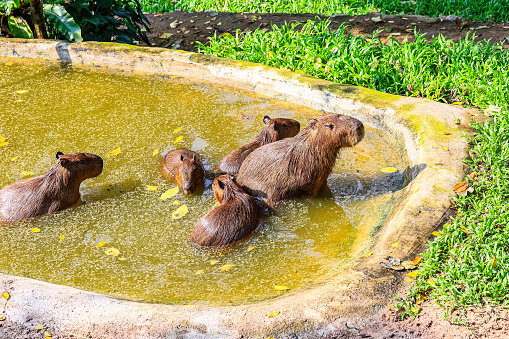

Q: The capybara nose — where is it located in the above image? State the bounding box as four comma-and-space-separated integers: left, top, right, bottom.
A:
183, 186, 193, 194
356, 122, 365, 142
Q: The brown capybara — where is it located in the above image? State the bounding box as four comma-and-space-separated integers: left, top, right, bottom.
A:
236, 113, 364, 207
162, 149, 205, 194
190, 175, 259, 247
218, 115, 300, 174
0, 151, 103, 222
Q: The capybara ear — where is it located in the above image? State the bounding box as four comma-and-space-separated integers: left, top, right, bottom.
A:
180, 154, 184, 161
308, 119, 318, 130
321, 109, 328, 115
263, 115, 271, 124
218, 180, 225, 190
56, 151, 64, 159
59, 157, 70, 168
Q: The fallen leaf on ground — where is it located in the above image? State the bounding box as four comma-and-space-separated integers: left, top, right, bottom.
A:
380, 167, 398, 173
364, 252, 373, 257
105, 247, 120, 256
159, 33, 173, 39
469, 172, 478, 179
427, 278, 436, 287
402, 261, 417, 269
387, 304, 396, 310
460, 225, 472, 234
405, 278, 415, 283
274, 285, 289, 291
172, 204, 188, 219
0, 314, 5, 321
454, 118, 461, 124
452, 102, 463, 105
169, 20, 179, 29
146, 185, 158, 191
31, 228, 40, 233
220, 264, 235, 271
195, 270, 204, 275
408, 271, 420, 277
432, 231, 441, 236
1, 292, 9, 300
491, 257, 497, 268
44, 331, 51, 337
412, 257, 422, 264
443, 131, 452, 135
411, 306, 420, 314
391, 242, 399, 248
268, 311, 280, 318
453, 180, 469, 193
97, 241, 106, 248
442, 146, 449, 151
35, 324, 44, 330
108, 148, 121, 158
160, 186, 179, 200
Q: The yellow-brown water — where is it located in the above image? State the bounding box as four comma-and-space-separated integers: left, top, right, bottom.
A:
0, 58, 408, 305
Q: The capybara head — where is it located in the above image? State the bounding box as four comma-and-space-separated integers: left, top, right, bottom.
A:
261, 116, 300, 144
305, 113, 364, 150
56, 151, 103, 181
212, 175, 239, 203
177, 153, 203, 194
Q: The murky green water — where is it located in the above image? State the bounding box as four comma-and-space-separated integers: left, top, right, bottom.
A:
0, 58, 408, 305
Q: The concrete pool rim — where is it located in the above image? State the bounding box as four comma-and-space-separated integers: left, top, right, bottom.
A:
0, 38, 486, 338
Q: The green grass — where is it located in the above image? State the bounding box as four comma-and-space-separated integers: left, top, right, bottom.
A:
197, 19, 509, 317
139, 0, 509, 22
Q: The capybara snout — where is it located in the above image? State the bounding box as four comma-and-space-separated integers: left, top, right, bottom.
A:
162, 149, 205, 194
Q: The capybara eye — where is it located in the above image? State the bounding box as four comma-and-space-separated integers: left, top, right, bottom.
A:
76, 160, 84, 165
326, 124, 334, 129
357, 125, 362, 131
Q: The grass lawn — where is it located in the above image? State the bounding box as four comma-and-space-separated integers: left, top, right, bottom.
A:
141, 0, 509, 319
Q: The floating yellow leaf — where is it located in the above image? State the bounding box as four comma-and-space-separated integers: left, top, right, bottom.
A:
391, 242, 400, 248
442, 146, 449, 151
405, 278, 415, 283
105, 247, 120, 256
118, 257, 127, 261
5, 62, 13, 66
173, 127, 182, 134
2, 291, 10, 300
195, 269, 204, 275
59, 234, 65, 240
16, 90, 27, 94
31, 228, 40, 233
268, 311, 280, 318
454, 118, 461, 124
452, 102, 463, 105
247, 246, 255, 251
173, 200, 181, 205
97, 241, 106, 248
408, 271, 420, 277
11, 157, 17, 161
491, 257, 497, 268
380, 167, 398, 173
172, 204, 188, 219
22, 171, 34, 176
16, 100, 23, 103
146, 185, 158, 191
210, 260, 219, 265
412, 257, 422, 264
160, 186, 179, 200
107, 148, 121, 158
153, 149, 159, 156
174, 136, 183, 144
0, 142, 8, 147
364, 252, 373, 257
453, 180, 469, 193
432, 231, 441, 236
274, 285, 289, 291
220, 264, 235, 271
0, 314, 5, 321
183, 302, 194, 305
427, 278, 436, 287
35, 324, 44, 330
0, 135, 5, 142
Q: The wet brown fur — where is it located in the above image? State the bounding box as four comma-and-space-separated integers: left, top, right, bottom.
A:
191, 175, 259, 247
0, 152, 103, 222
218, 116, 300, 174
236, 113, 364, 207
162, 149, 205, 194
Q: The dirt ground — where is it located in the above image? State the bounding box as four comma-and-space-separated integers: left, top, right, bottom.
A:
2, 11, 509, 339
145, 11, 509, 51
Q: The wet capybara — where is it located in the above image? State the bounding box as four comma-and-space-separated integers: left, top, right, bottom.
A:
190, 175, 259, 247
218, 115, 300, 174
236, 113, 364, 207
0, 151, 103, 222
162, 149, 205, 194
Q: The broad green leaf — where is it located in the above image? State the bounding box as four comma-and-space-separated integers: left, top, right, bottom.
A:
7, 16, 34, 39
0, 0, 20, 15
43, 5, 83, 42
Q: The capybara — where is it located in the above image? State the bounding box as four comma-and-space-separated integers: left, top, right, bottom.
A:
236, 113, 364, 207
218, 115, 300, 174
190, 175, 259, 247
0, 151, 103, 222
162, 149, 205, 194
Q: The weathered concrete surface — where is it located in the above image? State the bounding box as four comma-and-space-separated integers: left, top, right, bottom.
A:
0, 38, 486, 338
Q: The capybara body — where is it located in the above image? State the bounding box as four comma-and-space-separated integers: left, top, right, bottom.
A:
162, 149, 205, 194
0, 152, 103, 222
236, 113, 364, 207
191, 175, 259, 247
218, 116, 300, 174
